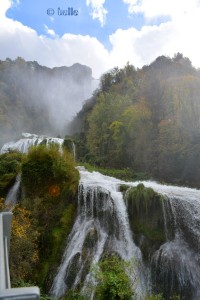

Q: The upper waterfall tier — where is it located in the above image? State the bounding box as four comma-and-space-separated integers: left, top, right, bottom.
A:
0, 133, 64, 153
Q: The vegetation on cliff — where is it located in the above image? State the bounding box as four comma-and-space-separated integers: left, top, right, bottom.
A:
0, 144, 79, 292
0, 151, 23, 197
126, 184, 166, 260
73, 53, 200, 188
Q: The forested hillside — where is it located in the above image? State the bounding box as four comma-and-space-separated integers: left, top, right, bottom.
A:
72, 53, 200, 187
0, 57, 92, 146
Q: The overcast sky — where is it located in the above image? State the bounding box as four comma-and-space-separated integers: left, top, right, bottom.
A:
0, 0, 200, 77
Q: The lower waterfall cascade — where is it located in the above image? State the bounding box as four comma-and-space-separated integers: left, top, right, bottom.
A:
50, 168, 200, 300
2, 134, 200, 299
50, 167, 147, 299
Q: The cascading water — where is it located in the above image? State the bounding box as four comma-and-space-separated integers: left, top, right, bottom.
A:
51, 173, 200, 300
151, 194, 200, 300
0, 133, 64, 153
5, 173, 21, 206
71, 142, 76, 161
124, 181, 200, 300
50, 167, 147, 299
2, 135, 200, 299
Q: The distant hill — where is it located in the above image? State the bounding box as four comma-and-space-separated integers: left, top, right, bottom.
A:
0, 57, 93, 146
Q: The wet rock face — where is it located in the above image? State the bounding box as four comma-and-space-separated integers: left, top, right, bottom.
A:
78, 185, 120, 237
83, 227, 98, 251
62, 186, 122, 294
126, 184, 167, 260
151, 242, 196, 300
63, 228, 99, 292
64, 253, 81, 289
126, 184, 200, 299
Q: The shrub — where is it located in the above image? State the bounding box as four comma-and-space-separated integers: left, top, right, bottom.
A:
0, 151, 23, 197
21, 144, 79, 198
94, 255, 133, 300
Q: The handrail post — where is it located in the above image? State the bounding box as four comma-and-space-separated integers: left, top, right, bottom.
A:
0, 212, 12, 290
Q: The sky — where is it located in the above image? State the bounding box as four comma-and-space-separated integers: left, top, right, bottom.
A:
1, 0, 200, 77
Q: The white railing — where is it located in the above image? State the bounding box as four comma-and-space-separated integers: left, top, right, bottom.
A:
0, 212, 40, 299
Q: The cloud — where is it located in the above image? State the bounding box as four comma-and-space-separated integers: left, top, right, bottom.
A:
44, 25, 58, 38
0, 0, 11, 17
86, 0, 108, 26
122, 0, 199, 20
109, 23, 175, 68
108, 4, 200, 69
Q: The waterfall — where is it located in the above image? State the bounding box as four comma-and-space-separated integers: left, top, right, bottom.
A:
2, 134, 200, 299
51, 172, 200, 299
124, 180, 200, 299
151, 194, 200, 299
50, 167, 147, 299
0, 133, 64, 154
72, 142, 76, 161
5, 174, 21, 206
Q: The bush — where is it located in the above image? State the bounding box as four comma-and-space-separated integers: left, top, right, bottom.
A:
94, 255, 133, 300
21, 144, 79, 198
0, 150, 23, 197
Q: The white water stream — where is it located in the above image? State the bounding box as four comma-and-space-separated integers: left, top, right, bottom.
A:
5, 173, 21, 206
51, 167, 147, 299
51, 168, 200, 299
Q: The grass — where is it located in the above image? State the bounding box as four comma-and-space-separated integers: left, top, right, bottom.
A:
80, 163, 150, 182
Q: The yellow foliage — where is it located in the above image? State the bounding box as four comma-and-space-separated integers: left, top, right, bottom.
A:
0, 198, 39, 282
0, 198, 4, 210
10, 205, 39, 282
12, 206, 31, 238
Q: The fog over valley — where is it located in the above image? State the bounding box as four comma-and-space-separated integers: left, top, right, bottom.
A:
0, 57, 95, 146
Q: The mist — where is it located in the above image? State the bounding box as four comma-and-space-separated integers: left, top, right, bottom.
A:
0, 58, 98, 146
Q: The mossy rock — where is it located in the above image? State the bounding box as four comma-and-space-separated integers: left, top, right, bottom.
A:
126, 184, 166, 260
38, 202, 77, 291
83, 227, 98, 251
63, 138, 74, 153
119, 184, 130, 193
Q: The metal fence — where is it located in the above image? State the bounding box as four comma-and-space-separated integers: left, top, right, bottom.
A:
0, 212, 40, 299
